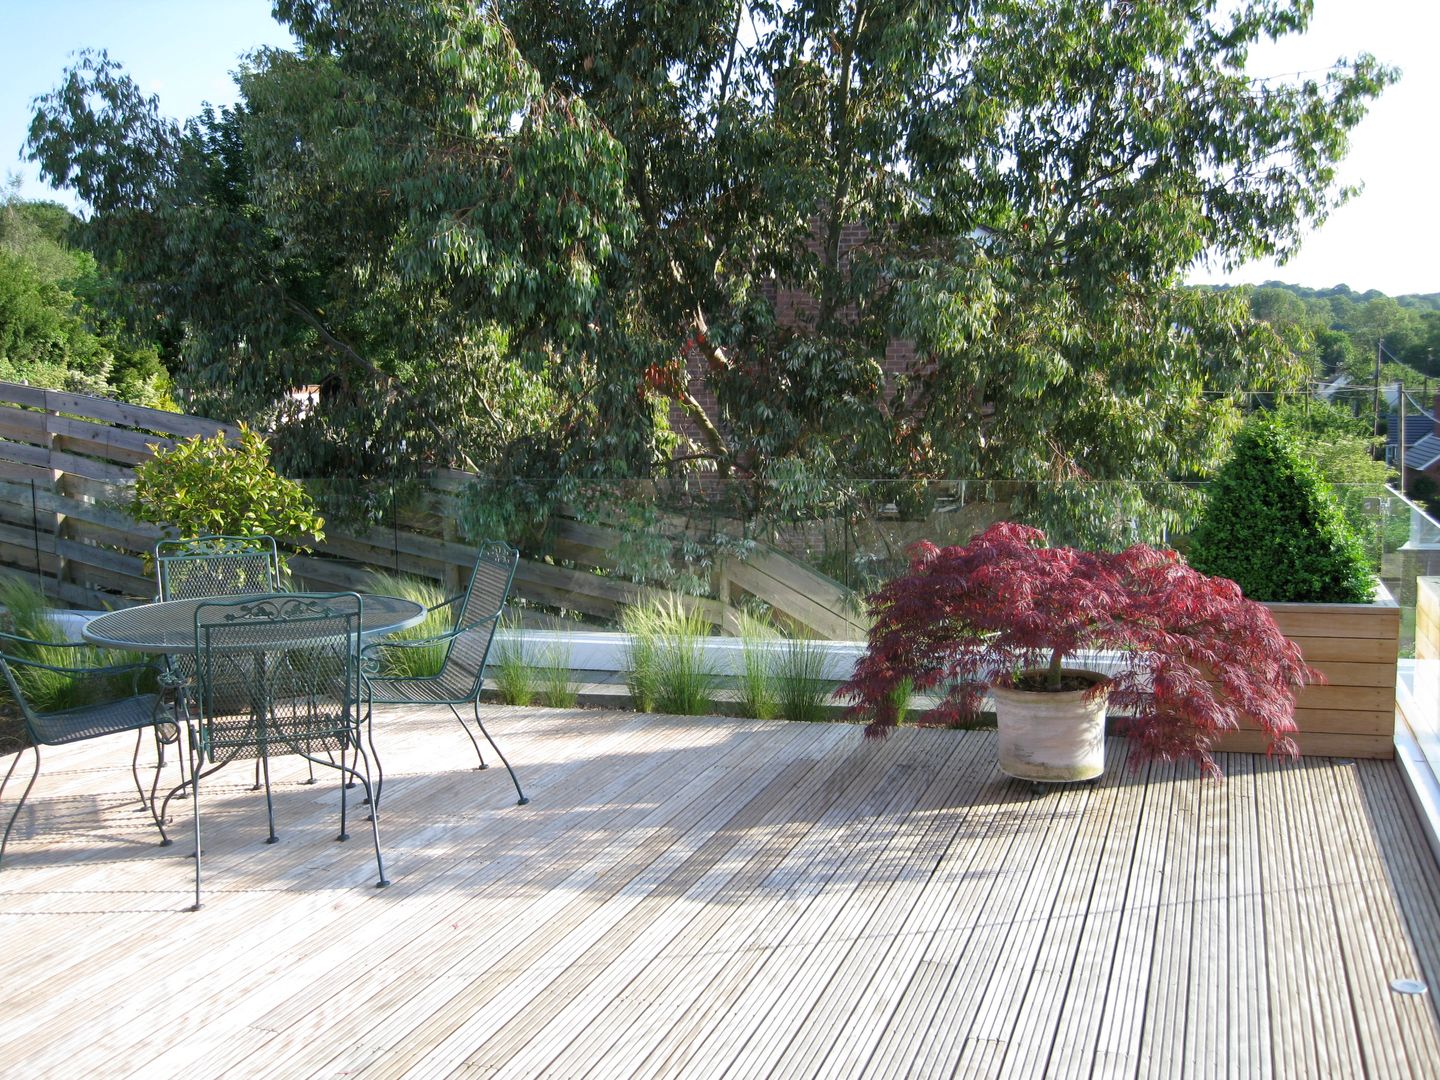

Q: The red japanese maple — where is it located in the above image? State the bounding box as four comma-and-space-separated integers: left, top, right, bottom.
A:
839, 522, 1318, 778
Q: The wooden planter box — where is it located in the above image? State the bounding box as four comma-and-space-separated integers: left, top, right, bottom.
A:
1211, 591, 1400, 759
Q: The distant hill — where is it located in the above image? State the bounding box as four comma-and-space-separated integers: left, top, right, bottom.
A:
1239, 281, 1440, 313
1196, 280, 1440, 384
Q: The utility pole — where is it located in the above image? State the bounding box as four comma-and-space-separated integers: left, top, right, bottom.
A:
1398, 382, 1407, 492
1372, 338, 1383, 436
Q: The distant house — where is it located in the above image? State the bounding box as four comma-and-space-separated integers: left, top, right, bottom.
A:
1396, 393, 1440, 489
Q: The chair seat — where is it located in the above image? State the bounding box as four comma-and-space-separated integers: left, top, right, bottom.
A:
366, 671, 476, 705
29, 694, 165, 747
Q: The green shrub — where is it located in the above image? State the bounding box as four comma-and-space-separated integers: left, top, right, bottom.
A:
621, 597, 716, 715
490, 618, 535, 706
1268, 399, 1393, 568
652, 599, 717, 716
537, 638, 578, 708
620, 600, 661, 712
1188, 417, 1374, 603
736, 610, 779, 720
774, 636, 830, 723
132, 425, 325, 561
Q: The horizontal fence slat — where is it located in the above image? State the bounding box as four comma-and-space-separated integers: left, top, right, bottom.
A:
49, 416, 176, 465
0, 437, 50, 469
0, 382, 48, 408
0, 407, 51, 445
53, 537, 149, 582
49, 449, 135, 484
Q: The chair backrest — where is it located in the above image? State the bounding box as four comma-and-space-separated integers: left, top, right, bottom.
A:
442, 540, 519, 695
156, 535, 281, 602
192, 593, 362, 766
0, 634, 154, 746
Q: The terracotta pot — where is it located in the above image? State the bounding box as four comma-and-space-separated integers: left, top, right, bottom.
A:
992, 669, 1110, 783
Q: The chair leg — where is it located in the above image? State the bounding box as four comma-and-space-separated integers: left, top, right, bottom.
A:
447, 703, 489, 770
467, 701, 527, 806
131, 730, 148, 811
260, 752, 278, 844
337, 745, 350, 842
189, 722, 203, 911
0, 746, 41, 869
350, 743, 389, 888
364, 705, 385, 811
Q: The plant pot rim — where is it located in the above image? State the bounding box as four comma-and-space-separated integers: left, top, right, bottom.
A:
993, 668, 1112, 701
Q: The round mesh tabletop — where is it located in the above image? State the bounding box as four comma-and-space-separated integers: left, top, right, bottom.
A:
82, 593, 425, 653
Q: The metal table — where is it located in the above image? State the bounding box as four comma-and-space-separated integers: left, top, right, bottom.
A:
85, 593, 427, 848
83, 593, 426, 653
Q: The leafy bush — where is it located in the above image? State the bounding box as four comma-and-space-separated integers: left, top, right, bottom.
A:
132, 426, 325, 558
1187, 417, 1374, 603
1268, 400, 1393, 567
840, 522, 1318, 779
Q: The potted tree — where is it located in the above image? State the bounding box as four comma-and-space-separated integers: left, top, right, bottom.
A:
840, 522, 1317, 782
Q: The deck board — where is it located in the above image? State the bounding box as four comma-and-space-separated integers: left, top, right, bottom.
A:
1, 706, 1438, 1078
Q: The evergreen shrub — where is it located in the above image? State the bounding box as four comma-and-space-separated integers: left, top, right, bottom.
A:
1187, 418, 1374, 603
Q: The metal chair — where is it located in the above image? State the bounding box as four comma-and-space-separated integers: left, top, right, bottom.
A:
168, 592, 387, 910
154, 535, 281, 601
0, 637, 168, 868
362, 540, 527, 805
154, 534, 283, 787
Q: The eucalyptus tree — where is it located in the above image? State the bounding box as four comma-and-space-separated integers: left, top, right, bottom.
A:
27, 0, 1392, 539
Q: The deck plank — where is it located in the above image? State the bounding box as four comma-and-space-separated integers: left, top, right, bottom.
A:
0, 709, 1437, 1079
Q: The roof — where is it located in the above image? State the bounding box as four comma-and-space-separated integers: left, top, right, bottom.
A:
1404, 433, 1440, 471
1387, 412, 1435, 448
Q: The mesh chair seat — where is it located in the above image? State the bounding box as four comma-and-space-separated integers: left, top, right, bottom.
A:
28, 693, 165, 746
365, 667, 478, 705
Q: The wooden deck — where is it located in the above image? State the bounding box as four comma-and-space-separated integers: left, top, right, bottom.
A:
1, 706, 1439, 1078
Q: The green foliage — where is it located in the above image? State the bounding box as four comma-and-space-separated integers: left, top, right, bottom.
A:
25, 4, 1391, 533
1237, 281, 1440, 386
537, 638, 578, 708
0, 191, 175, 409
736, 610, 779, 721
131, 426, 325, 553
359, 570, 449, 678
652, 599, 716, 716
0, 576, 148, 713
773, 636, 830, 724
1267, 398, 1393, 568
1188, 418, 1375, 603
27, 22, 638, 484
620, 597, 716, 715
490, 620, 536, 707
619, 601, 660, 713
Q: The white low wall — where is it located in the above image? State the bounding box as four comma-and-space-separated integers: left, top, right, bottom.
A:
492, 629, 868, 681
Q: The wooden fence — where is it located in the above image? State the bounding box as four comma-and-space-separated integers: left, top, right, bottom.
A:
0, 382, 866, 637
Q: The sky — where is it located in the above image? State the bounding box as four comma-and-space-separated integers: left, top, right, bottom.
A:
2, 0, 1437, 297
